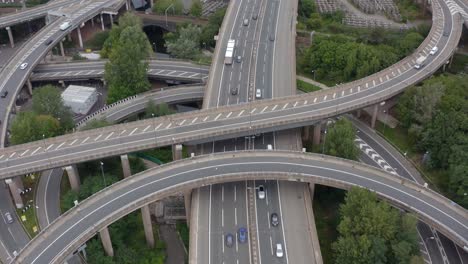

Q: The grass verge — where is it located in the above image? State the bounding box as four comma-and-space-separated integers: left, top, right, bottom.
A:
297, 79, 321, 93
176, 221, 190, 250
17, 174, 40, 238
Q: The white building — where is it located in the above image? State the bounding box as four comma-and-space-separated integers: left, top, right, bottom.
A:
61, 85, 98, 115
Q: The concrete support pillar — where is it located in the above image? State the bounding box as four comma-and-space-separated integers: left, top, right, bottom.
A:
91, 17, 94, 28
21, 0, 26, 9
356, 109, 361, 118
64, 165, 81, 192
45, 15, 50, 25
100, 13, 105, 31
5, 177, 24, 208
313, 123, 321, 146
184, 189, 192, 227
141, 205, 155, 248
308, 182, 315, 201
109, 14, 114, 26
302, 126, 310, 141
59, 41, 65, 57
76, 27, 83, 49
99, 227, 114, 256
172, 144, 183, 160
6, 27, 14, 48
120, 154, 131, 178
26, 79, 33, 95
67, 33, 72, 41
149, 0, 153, 9
448, 53, 455, 68
371, 104, 379, 129
125, 0, 129, 10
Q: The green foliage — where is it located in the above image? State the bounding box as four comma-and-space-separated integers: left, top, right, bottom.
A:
164, 24, 202, 59
398, 32, 424, 56
298, 0, 316, 19
190, 0, 203, 17
105, 21, 152, 104
200, 7, 226, 48
145, 101, 175, 118
80, 119, 112, 131
101, 13, 143, 58
153, 0, 184, 15
324, 119, 359, 160
333, 188, 421, 264
395, 0, 426, 21
10, 112, 61, 145
85, 31, 110, 50
176, 221, 190, 249
72, 53, 87, 61
142, 147, 173, 163
297, 79, 321, 92
32, 85, 74, 131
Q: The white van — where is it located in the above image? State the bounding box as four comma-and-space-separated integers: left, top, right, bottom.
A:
255, 89, 262, 99
59, 21, 71, 31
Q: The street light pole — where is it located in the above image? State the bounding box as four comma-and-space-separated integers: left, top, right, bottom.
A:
165, 4, 174, 27
322, 129, 327, 154
100, 161, 107, 187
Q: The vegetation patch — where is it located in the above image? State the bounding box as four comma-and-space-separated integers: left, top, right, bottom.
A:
297, 79, 321, 93
176, 221, 190, 249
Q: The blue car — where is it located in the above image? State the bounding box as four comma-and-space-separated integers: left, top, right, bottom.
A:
238, 227, 248, 243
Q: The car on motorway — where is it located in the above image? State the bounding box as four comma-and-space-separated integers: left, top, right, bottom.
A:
276, 243, 284, 258
44, 39, 53, 46
236, 55, 242, 63
257, 185, 265, 199
225, 233, 234, 247
252, 13, 258, 20
269, 34, 275, 41
271, 213, 279, 226
4, 212, 13, 224
238, 227, 247, 243
231, 86, 238, 95
20, 63, 28, 70
429, 46, 438, 55
256, 89, 262, 99
1, 91, 8, 98
243, 18, 249, 26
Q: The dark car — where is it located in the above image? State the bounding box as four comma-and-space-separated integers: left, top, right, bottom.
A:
44, 39, 53, 45
225, 233, 234, 247
271, 213, 279, 227
269, 34, 275, 41
236, 55, 242, 63
252, 13, 258, 20
231, 86, 238, 95
238, 227, 248, 243
1, 91, 8, 98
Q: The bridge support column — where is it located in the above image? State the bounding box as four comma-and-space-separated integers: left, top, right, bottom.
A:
172, 144, 183, 160
91, 17, 95, 28
120, 154, 132, 178
59, 40, 65, 57
371, 104, 379, 129
125, 0, 129, 10
308, 182, 315, 200
5, 177, 24, 208
76, 27, 83, 49
302, 126, 310, 141
149, 0, 153, 9
313, 123, 321, 146
356, 109, 361, 118
6, 27, 14, 48
109, 14, 114, 26
141, 205, 155, 248
184, 189, 192, 227
64, 165, 81, 192
100, 13, 105, 30
99, 226, 114, 256
26, 79, 33, 95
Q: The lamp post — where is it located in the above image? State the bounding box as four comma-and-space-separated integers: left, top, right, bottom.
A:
152, 42, 156, 53
311, 70, 315, 80
165, 4, 174, 27
99, 161, 107, 187
322, 129, 327, 154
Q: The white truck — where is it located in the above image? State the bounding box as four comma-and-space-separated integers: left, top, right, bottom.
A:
414, 55, 428, 69
59, 21, 71, 31
224, 39, 235, 65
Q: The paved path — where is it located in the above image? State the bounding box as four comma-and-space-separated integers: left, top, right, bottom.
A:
159, 224, 186, 264
296, 75, 330, 90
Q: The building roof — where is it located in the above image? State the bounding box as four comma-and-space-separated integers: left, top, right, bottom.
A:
61, 85, 96, 104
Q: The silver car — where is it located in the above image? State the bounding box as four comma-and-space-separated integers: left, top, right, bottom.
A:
4, 212, 13, 224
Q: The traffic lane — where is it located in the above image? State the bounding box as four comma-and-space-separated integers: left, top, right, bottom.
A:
196, 186, 210, 264
36, 169, 62, 229
18, 153, 468, 263
210, 184, 224, 264
256, 180, 286, 264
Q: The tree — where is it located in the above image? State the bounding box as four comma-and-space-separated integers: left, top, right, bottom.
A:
101, 12, 143, 58
333, 187, 421, 264
190, 0, 202, 17
145, 101, 174, 118
200, 7, 226, 47
398, 32, 424, 55
324, 118, 359, 160
10, 112, 61, 145
299, 0, 315, 19
165, 24, 202, 59
32, 85, 74, 131
105, 25, 152, 104
153, 0, 183, 15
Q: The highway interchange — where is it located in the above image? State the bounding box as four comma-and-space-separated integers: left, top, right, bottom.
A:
0, 0, 467, 262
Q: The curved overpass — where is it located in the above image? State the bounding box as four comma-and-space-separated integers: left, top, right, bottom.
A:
13, 151, 468, 263
0, 0, 126, 147
31, 60, 209, 82
0, 3, 463, 178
